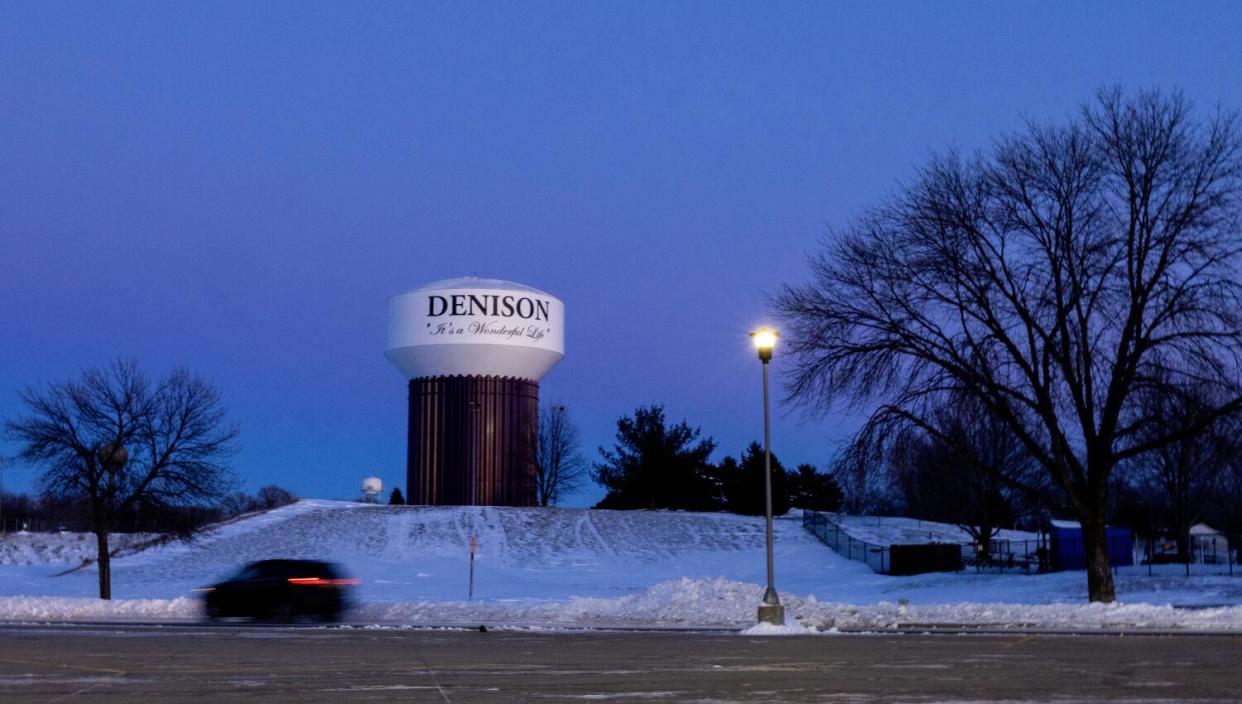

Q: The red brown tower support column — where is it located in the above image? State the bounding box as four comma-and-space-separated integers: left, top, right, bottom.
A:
407, 376, 539, 506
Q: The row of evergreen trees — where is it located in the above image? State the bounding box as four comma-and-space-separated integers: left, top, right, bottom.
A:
592, 405, 841, 514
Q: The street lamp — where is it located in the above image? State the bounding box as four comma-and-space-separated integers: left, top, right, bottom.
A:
750, 327, 785, 626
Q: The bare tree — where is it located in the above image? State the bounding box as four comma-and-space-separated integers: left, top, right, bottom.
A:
1123, 380, 1241, 561
529, 403, 588, 506
829, 434, 897, 516
220, 491, 260, 516
5, 360, 238, 599
256, 484, 297, 510
776, 89, 1242, 602
884, 398, 1049, 561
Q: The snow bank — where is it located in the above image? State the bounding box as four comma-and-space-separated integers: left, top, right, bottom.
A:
352, 576, 1242, 631
0, 595, 199, 621
4, 578, 1242, 632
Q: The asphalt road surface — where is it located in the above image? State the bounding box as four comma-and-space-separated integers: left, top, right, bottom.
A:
1, 623, 1240, 702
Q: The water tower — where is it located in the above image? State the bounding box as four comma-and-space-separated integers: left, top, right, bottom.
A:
385, 277, 565, 506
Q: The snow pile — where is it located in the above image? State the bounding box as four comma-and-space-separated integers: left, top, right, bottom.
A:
0, 595, 199, 621
740, 620, 828, 636
3, 577, 1242, 632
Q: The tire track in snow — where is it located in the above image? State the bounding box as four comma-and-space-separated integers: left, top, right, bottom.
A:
577, 511, 617, 559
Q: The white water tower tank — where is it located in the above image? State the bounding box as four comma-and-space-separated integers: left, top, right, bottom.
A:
385, 277, 565, 381
384, 277, 566, 506
362, 476, 383, 501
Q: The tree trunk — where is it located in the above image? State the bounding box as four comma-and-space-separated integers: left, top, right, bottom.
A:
1081, 512, 1116, 602
95, 528, 112, 600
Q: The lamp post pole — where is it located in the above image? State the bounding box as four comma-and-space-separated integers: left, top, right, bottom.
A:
752, 328, 784, 626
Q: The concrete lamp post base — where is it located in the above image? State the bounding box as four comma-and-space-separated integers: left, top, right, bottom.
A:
757, 587, 785, 626
757, 603, 785, 626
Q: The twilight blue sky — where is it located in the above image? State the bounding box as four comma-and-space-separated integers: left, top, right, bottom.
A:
2, 2, 1241, 505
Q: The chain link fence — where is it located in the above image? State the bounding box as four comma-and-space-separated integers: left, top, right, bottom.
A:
1135, 536, 1238, 576
803, 509, 1053, 575
805, 509, 1242, 579
802, 510, 893, 573
961, 537, 1048, 573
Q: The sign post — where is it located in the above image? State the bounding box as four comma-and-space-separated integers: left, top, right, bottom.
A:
468, 534, 478, 601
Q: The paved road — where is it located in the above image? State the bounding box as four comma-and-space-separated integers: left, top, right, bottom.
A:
1, 623, 1239, 702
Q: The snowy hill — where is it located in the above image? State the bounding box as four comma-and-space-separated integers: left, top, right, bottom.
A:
4, 500, 1242, 630
0, 531, 159, 566
4, 500, 863, 603
120, 500, 799, 600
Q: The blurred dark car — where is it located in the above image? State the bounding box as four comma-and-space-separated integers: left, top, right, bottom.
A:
199, 559, 357, 622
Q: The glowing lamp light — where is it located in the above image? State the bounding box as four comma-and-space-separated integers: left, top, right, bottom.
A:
750, 328, 779, 362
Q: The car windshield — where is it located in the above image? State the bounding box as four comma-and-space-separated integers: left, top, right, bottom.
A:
229, 564, 262, 581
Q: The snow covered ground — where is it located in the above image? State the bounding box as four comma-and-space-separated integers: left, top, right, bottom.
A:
0, 530, 160, 566
831, 514, 1038, 546
2, 500, 1241, 631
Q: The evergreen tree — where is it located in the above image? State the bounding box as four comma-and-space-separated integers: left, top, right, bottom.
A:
593, 404, 718, 510
703, 456, 741, 510
388, 488, 405, 506
724, 442, 790, 516
787, 464, 843, 512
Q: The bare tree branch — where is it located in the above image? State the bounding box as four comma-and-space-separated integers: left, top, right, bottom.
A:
528, 403, 588, 507
4, 360, 239, 599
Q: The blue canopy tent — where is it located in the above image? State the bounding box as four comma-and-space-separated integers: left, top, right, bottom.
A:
1048, 519, 1133, 571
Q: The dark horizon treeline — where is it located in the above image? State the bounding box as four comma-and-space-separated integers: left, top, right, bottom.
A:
0, 484, 297, 534
594, 402, 1242, 557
